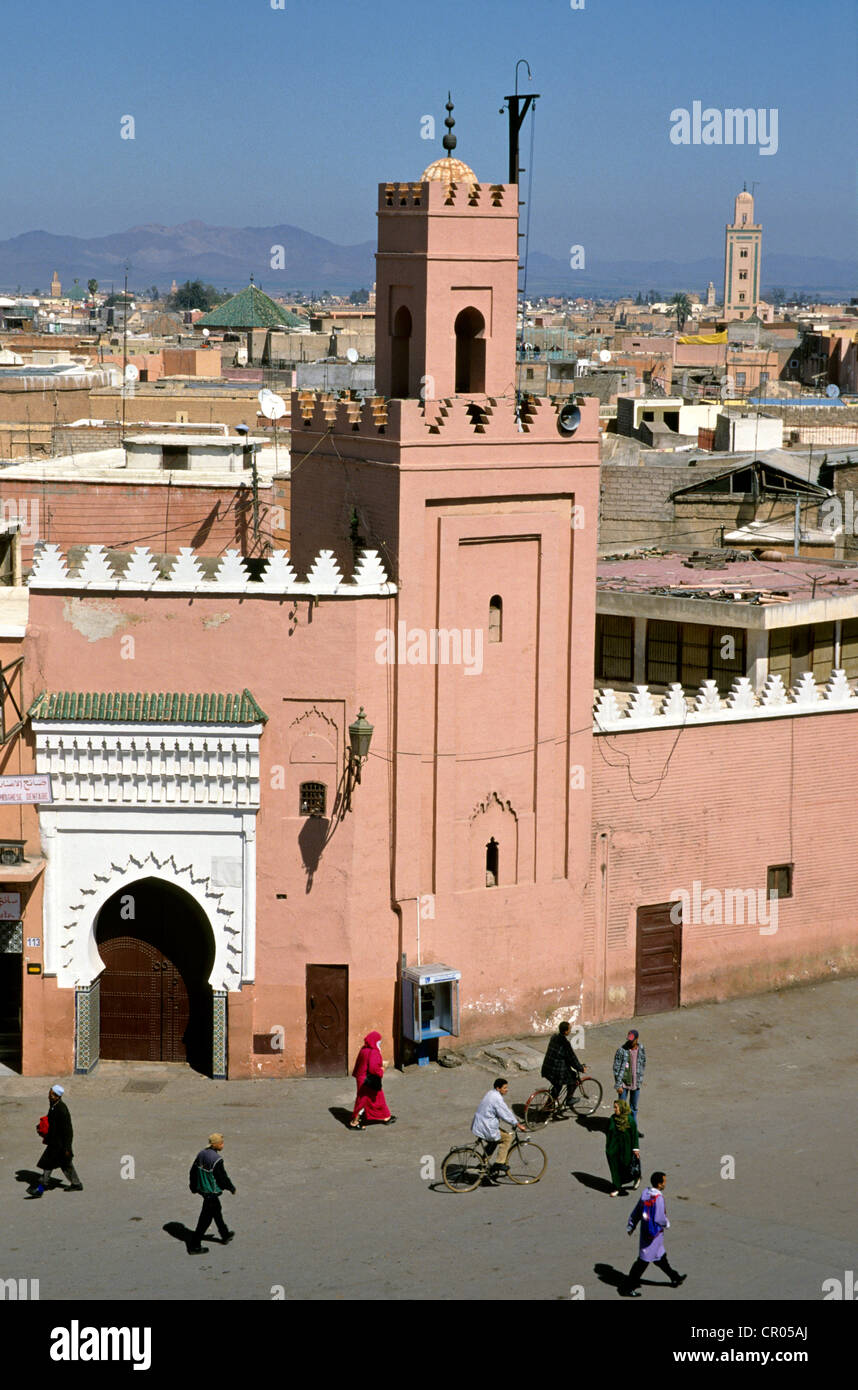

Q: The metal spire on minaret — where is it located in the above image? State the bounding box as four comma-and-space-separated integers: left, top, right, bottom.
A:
442, 93, 457, 155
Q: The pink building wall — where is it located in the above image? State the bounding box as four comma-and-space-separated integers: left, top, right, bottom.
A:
588, 716, 858, 1021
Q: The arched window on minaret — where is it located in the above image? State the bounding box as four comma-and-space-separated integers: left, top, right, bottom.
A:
455, 307, 486, 393
391, 305, 412, 397
485, 837, 499, 887
488, 595, 503, 643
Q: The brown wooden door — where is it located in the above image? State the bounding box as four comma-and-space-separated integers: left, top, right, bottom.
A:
99, 937, 190, 1062
635, 903, 681, 1015
305, 964, 348, 1077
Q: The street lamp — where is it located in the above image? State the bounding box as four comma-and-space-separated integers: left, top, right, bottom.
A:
344, 707, 373, 811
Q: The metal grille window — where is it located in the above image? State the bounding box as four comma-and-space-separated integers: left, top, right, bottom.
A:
769, 624, 833, 688
596, 614, 633, 681
646, 621, 744, 692
767, 864, 793, 899
299, 782, 326, 817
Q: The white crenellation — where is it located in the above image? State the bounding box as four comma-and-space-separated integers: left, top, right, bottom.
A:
213, 550, 251, 588
594, 670, 858, 732
28, 543, 395, 596
626, 685, 658, 721
122, 547, 161, 586
761, 673, 789, 708
593, 688, 625, 728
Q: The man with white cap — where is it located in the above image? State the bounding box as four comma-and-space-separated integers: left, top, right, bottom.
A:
29, 1085, 83, 1197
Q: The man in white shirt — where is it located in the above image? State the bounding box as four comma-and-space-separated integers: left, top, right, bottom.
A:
471, 1078, 527, 1176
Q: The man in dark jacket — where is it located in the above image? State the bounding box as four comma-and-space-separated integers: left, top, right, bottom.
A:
541, 1022, 586, 1110
29, 1085, 83, 1196
188, 1132, 236, 1254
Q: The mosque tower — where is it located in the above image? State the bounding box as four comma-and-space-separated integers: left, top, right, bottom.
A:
723, 188, 762, 322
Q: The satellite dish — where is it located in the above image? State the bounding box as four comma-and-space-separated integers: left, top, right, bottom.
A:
346, 347, 359, 364
599, 349, 612, 363
258, 388, 274, 407
260, 392, 287, 421
557, 400, 582, 437
826, 384, 841, 398
124, 363, 139, 382
202, 328, 210, 338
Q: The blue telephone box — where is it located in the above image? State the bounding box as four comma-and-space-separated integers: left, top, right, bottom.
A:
402, 963, 461, 1064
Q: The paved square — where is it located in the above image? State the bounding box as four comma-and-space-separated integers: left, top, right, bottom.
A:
1, 976, 853, 1301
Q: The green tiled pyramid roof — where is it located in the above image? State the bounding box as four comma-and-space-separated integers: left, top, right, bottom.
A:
196, 283, 299, 330
28, 690, 268, 724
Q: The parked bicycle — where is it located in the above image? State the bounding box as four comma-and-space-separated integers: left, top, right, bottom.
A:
524, 1073, 603, 1128
441, 1130, 548, 1193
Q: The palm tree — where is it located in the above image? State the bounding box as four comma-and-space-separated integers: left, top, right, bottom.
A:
669, 293, 692, 332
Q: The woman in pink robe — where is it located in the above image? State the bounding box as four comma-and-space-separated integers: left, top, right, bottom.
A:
349, 1032, 396, 1128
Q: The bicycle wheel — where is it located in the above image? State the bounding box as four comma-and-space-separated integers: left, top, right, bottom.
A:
441, 1146, 485, 1193
570, 1077, 603, 1115
506, 1137, 547, 1184
524, 1088, 555, 1130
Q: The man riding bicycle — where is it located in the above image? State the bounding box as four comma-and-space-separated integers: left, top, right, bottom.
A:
541, 1021, 586, 1112
471, 1078, 527, 1177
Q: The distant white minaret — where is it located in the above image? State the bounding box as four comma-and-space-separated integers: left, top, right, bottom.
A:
706, 281, 716, 307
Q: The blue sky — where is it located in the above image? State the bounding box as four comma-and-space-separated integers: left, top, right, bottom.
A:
2, 0, 856, 263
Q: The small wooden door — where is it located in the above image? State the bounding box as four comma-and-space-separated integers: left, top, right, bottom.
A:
99, 937, 190, 1062
635, 904, 681, 1015
305, 964, 348, 1077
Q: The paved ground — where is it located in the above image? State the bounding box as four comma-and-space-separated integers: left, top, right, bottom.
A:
1, 975, 854, 1302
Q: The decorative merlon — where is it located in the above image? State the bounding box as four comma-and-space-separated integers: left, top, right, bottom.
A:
594, 669, 858, 731
29, 544, 395, 596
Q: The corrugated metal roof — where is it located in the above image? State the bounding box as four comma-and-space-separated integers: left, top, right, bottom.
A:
28, 689, 268, 723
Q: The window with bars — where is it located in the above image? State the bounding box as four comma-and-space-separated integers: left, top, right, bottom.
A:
645, 621, 745, 692
768, 624, 834, 688
596, 614, 634, 681
299, 782, 326, 817
767, 864, 793, 899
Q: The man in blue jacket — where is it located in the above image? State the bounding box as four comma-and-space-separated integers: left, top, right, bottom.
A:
619, 1170, 686, 1297
188, 1132, 236, 1254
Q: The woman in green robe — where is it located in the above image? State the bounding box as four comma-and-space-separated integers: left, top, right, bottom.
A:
605, 1099, 641, 1196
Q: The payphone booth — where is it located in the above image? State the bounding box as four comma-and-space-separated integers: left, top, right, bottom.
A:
401, 963, 461, 1065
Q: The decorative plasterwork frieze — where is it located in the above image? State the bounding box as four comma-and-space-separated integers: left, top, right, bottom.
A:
33, 722, 262, 808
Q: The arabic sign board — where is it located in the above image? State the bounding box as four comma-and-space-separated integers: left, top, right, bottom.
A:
0, 774, 52, 805
0, 892, 22, 920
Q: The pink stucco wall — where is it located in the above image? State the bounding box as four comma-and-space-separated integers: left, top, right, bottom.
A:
588, 716, 858, 1022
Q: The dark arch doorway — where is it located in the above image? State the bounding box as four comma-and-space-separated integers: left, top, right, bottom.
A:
391, 305, 412, 397
454, 307, 486, 393
95, 878, 216, 1076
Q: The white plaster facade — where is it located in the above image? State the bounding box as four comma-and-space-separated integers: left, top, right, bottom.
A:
33, 719, 262, 993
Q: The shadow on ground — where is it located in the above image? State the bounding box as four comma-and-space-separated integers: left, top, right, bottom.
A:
572, 1169, 619, 1194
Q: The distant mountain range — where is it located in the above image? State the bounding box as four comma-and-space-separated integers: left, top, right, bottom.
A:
0, 221, 854, 299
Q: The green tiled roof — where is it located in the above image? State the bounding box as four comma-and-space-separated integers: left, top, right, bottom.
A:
28, 690, 268, 724
196, 283, 299, 330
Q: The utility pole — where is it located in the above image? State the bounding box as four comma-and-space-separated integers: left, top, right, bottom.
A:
121, 262, 129, 447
